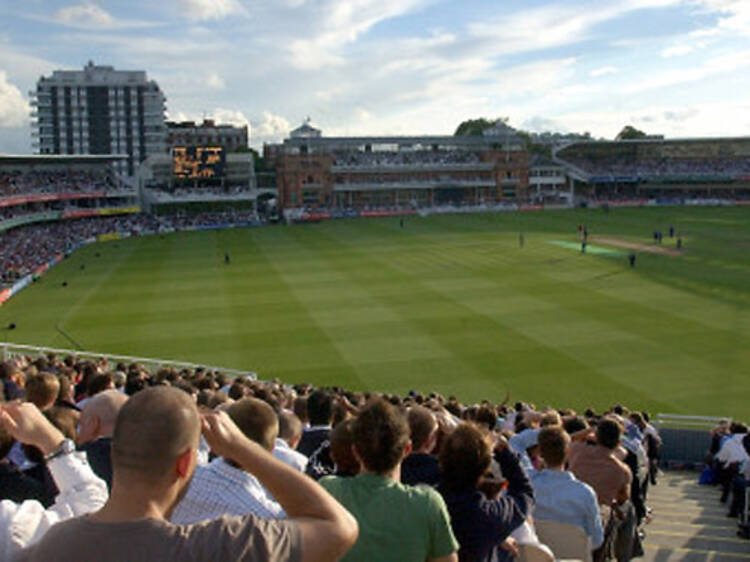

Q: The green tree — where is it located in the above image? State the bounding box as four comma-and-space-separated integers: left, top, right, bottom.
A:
616, 125, 647, 140
234, 146, 267, 171
454, 118, 500, 136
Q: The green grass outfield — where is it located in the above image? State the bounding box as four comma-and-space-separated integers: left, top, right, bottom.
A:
1, 206, 749, 418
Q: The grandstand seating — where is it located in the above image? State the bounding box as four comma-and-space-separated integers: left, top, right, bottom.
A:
0, 170, 120, 197
1, 341, 747, 560
332, 149, 482, 168
557, 156, 750, 179
534, 519, 592, 561
0, 212, 258, 285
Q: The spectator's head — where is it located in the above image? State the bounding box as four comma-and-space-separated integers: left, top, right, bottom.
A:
226, 397, 278, 452
439, 422, 492, 492
629, 412, 645, 430
330, 419, 360, 476
278, 411, 303, 449
112, 371, 127, 390
111, 386, 200, 506
207, 391, 229, 410
352, 398, 410, 475
227, 382, 246, 400
563, 415, 589, 435
540, 410, 562, 427
407, 406, 438, 454
596, 417, 623, 450
78, 389, 129, 445
25, 372, 60, 411
124, 372, 147, 396
45, 406, 78, 441
730, 422, 748, 435
475, 406, 497, 431
538, 426, 571, 469
57, 373, 75, 404
87, 373, 115, 397
307, 390, 333, 426
293, 396, 309, 425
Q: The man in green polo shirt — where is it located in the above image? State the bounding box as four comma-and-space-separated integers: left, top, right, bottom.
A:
320, 399, 458, 562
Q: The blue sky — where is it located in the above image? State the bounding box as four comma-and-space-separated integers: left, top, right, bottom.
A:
0, 0, 749, 152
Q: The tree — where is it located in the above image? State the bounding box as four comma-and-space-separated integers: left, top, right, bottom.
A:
454, 118, 500, 136
616, 125, 647, 140
234, 146, 267, 171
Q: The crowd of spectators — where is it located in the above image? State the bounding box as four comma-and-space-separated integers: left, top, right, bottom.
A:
147, 186, 252, 201
563, 156, 750, 178
706, 419, 750, 535
0, 349, 686, 560
333, 175, 492, 188
0, 216, 159, 284
0, 170, 121, 198
0, 212, 259, 285
159, 211, 258, 229
584, 186, 750, 203
333, 150, 482, 169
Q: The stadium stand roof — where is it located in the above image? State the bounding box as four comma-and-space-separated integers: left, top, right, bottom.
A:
0, 154, 128, 165
558, 136, 750, 149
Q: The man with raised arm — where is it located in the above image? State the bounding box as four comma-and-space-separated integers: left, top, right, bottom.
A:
20, 386, 358, 562
0, 401, 108, 560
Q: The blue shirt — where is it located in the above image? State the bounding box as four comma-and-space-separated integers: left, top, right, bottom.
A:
531, 469, 604, 548
509, 428, 539, 473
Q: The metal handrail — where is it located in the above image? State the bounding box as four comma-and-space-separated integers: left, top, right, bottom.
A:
0, 342, 257, 380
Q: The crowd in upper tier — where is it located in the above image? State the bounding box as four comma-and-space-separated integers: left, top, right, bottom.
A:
0, 171, 121, 198
333, 150, 483, 168
562, 156, 750, 178
146, 186, 253, 200
7, 348, 739, 561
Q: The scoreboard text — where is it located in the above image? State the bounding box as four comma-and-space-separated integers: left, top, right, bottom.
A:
172, 146, 226, 179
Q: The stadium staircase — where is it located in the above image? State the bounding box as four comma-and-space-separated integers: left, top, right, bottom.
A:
642, 471, 749, 561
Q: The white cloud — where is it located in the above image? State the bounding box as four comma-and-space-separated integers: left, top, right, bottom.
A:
0, 71, 29, 128
521, 115, 566, 132
623, 48, 750, 93
283, 0, 433, 69
54, 3, 114, 27
206, 72, 225, 90
468, 0, 682, 56
590, 66, 618, 77
661, 45, 694, 57
211, 107, 249, 127
250, 111, 291, 145
166, 107, 249, 127
354, 108, 373, 122
690, 0, 750, 34
179, 0, 248, 21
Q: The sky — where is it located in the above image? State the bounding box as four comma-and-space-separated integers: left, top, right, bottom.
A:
0, 0, 749, 152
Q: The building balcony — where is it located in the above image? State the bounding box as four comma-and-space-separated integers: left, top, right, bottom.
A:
333, 179, 495, 192
330, 162, 495, 173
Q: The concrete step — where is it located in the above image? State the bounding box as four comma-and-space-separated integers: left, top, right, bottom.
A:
639, 471, 749, 562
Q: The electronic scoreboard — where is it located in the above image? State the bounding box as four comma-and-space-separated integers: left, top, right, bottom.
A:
172, 146, 226, 179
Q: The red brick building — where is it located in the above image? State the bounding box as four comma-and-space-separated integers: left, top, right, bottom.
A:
266, 120, 530, 210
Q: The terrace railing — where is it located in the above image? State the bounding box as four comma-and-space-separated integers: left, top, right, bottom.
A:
0, 342, 257, 380
655, 413, 726, 467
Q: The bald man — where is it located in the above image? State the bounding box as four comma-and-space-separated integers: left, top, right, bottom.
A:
77, 390, 128, 490
20, 386, 358, 562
